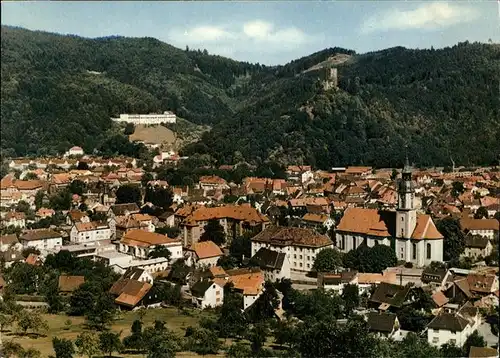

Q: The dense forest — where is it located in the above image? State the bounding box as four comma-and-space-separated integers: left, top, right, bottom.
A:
2, 26, 499, 168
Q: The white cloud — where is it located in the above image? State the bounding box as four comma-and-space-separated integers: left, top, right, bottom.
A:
360, 2, 481, 33
166, 19, 311, 58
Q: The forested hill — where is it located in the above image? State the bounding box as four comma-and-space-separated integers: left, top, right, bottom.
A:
2, 26, 500, 168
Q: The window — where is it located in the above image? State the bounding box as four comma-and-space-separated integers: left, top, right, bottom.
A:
412, 243, 417, 260
434, 329, 439, 333
401, 217, 404, 221
299, 255, 302, 259
427, 243, 431, 259
432, 337, 439, 344
294, 254, 297, 259
307, 264, 310, 268
449, 339, 456, 345
450, 331, 456, 335
299, 263, 303, 267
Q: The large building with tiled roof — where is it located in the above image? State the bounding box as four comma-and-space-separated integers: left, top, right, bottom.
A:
180, 204, 270, 246
335, 157, 444, 267
251, 226, 333, 272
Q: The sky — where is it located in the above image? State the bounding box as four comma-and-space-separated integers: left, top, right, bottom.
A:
1, 1, 498, 65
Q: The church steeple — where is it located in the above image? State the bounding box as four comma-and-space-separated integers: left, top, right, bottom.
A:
396, 148, 417, 239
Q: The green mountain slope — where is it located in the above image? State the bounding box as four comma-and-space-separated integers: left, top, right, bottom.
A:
0, 26, 258, 156
191, 43, 500, 168
2, 26, 499, 168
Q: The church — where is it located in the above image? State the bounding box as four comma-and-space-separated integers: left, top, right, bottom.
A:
335, 158, 444, 267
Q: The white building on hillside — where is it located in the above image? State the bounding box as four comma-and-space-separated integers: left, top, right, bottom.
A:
112, 111, 176, 125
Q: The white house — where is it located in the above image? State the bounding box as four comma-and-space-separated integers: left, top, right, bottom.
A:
121, 267, 154, 284
462, 235, 493, 260
190, 279, 224, 309
111, 257, 170, 276
460, 218, 499, 241
318, 270, 358, 295
19, 229, 63, 252
251, 226, 334, 272
249, 247, 291, 281
185, 240, 223, 268
65, 146, 84, 157
0, 234, 20, 252
226, 268, 265, 310
96, 251, 133, 268
70, 221, 112, 244
119, 229, 183, 260
3, 212, 26, 229
366, 312, 401, 339
336, 159, 444, 267
301, 213, 335, 231
112, 111, 176, 125
427, 303, 481, 347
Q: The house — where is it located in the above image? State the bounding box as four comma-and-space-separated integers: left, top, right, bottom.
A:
185, 241, 223, 268
70, 221, 112, 244
345, 166, 372, 177
36, 208, 55, 219
249, 247, 291, 281
109, 203, 140, 218
180, 204, 270, 246
3, 212, 26, 228
109, 278, 153, 310
318, 270, 358, 294
463, 235, 493, 260
58, 275, 85, 295
460, 218, 499, 240
366, 312, 400, 339
226, 267, 265, 310
119, 229, 182, 260
66, 210, 90, 226
251, 226, 333, 272
190, 279, 224, 309
115, 214, 156, 238
357, 272, 398, 294
421, 267, 448, 289
65, 146, 84, 157
198, 176, 229, 191
121, 267, 154, 284
336, 160, 444, 267
427, 302, 480, 347
1, 248, 24, 268
468, 346, 499, 358
467, 273, 499, 296
19, 229, 63, 252
368, 282, 413, 311
431, 291, 450, 313
0, 234, 20, 252
301, 213, 335, 231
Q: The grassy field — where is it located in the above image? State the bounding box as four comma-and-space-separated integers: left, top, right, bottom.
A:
4, 307, 220, 357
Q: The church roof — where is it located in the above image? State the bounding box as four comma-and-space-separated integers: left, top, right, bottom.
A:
337, 207, 442, 240
411, 214, 444, 240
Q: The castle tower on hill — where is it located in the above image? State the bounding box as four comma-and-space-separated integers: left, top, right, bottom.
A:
322, 66, 338, 91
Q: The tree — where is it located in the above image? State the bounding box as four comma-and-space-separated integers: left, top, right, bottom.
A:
23, 172, 39, 180
147, 245, 172, 260
474, 206, 489, 219
247, 323, 268, 355
436, 217, 465, 262
451, 181, 465, 198
86, 292, 116, 330
368, 244, 398, 273
124, 122, 135, 135
440, 342, 463, 357
225, 342, 252, 358
397, 306, 431, 333
16, 310, 49, 335
77, 161, 89, 170
144, 185, 173, 210
34, 190, 45, 210
3, 341, 24, 357
68, 180, 86, 196
494, 211, 500, 221
398, 332, 440, 358
99, 331, 122, 358
6, 262, 42, 294
123, 319, 145, 352
462, 330, 486, 356
229, 233, 252, 264
20, 348, 42, 358
246, 281, 280, 322
52, 337, 75, 358
143, 325, 180, 358
75, 331, 101, 358
49, 189, 72, 210
217, 290, 247, 338
187, 327, 222, 355
312, 248, 343, 273
341, 283, 360, 315
200, 219, 225, 246
115, 184, 142, 204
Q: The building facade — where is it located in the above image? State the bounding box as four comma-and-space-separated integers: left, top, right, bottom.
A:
112, 111, 176, 125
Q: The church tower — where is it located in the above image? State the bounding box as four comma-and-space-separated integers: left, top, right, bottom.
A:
396, 152, 417, 239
